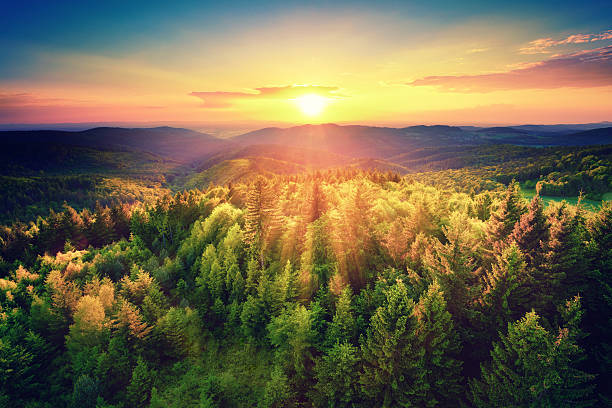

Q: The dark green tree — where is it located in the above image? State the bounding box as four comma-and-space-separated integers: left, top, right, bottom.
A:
509, 192, 549, 269
325, 286, 356, 346
470, 311, 595, 407
359, 280, 427, 407
312, 341, 360, 408
126, 356, 156, 407
486, 181, 525, 251
413, 280, 463, 406
71, 375, 98, 408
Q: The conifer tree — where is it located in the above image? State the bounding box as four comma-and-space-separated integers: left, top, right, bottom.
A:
245, 256, 262, 296
478, 242, 532, 333
486, 181, 525, 251
312, 341, 360, 408
509, 191, 549, 269
413, 280, 463, 406
89, 202, 116, 247
276, 260, 298, 304
307, 180, 326, 223
71, 375, 98, 408
543, 203, 586, 306
96, 335, 132, 403
359, 280, 428, 406
244, 177, 281, 267
470, 311, 595, 407
126, 356, 155, 407
583, 201, 612, 404
325, 286, 356, 346
259, 364, 294, 408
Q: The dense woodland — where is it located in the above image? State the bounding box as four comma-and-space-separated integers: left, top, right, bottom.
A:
1, 168, 610, 407
2, 137, 610, 225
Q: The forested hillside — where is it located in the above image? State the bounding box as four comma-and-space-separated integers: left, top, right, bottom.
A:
3, 125, 610, 225
1, 170, 610, 407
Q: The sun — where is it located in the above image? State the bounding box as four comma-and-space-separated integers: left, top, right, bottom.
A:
294, 94, 329, 117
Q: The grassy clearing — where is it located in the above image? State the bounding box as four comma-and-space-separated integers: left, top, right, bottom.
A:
520, 187, 610, 210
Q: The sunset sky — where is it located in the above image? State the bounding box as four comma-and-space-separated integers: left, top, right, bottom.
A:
1, 0, 611, 127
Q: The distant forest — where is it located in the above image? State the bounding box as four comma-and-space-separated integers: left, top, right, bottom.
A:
1, 169, 610, 407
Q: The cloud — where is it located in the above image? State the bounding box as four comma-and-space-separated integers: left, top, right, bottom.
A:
408, 46, 612, 92
520, 29, 612, 54
467, 48, 489, 54
190, 85, 341, 108
0, 93, 66, 106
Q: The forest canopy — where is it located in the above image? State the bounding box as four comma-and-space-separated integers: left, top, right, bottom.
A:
0, 169, 610, 407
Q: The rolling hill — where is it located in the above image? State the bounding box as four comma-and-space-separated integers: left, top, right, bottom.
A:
231, 123, 612, 159
0, 126, 232, 163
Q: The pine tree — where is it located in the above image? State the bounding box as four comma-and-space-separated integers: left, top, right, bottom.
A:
71, 375, 98, 408
96, 336, 132, 403
245, 256, 262, 297
413, 280, 463, 407
228, 262, 245, 302
312, 341, 360, 408
267, 305, 316, 386
583, 201, 612, 404
307, 180, 326, 223
486, 181, 525, 251
325, 286, 356, 346
543, 203, 586, 307
478, 242, 532, 333
359, 280, 428, 406
89, 202, 116, 247
259, 364, 294, 408
244, 176, 281, 267
509, 191, 549, 269
126, 356, 155, 407
470, 311, 595, 407
276, 260, 298, 304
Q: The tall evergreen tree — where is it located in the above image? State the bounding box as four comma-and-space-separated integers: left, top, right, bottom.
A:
126, 356, 155, 407
509, 191, 549, 270
307, 180, 326, 223
470, 311, 595, 407
413, 280, 463, 407
360, 280, 427, 407
244, 177, 281, 267
312, 341, 360, 408
486, 181, 526, 251
543, 203, 586, 307
583, 201, 612, 404
478, 242, 532, 334
325, 286, 356, 346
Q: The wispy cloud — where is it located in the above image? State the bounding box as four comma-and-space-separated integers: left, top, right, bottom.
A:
0, 93, 69, 106
520, 29, 612, 54
408, 46, 612, 92
467, 48, 489, 54
190, 85, 341, 108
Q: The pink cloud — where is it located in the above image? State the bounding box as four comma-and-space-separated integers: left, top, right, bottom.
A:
190, 85, 341, 108
408, 46, 612, 92
520, 29, 612, 54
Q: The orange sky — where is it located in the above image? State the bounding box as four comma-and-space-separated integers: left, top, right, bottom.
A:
1, 3, 611, 126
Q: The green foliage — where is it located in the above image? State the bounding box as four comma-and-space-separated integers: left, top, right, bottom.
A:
312, 341, 360, 408
359, 279, 427, 406
260, 364, 294, 408
71, 375, 99, 408
325, 286, 356, 346
126, 356, 156, 407
0, 168, 608, 407
470, 311, 595, 407
414, 280, 463, 406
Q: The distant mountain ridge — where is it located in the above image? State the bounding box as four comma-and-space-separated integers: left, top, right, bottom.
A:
1, 124, 611, 176
231, 123, 612, 158
0, 126, 232, 162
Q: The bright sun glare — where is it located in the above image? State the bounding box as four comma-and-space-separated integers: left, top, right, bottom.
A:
294, 94, 329, 117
